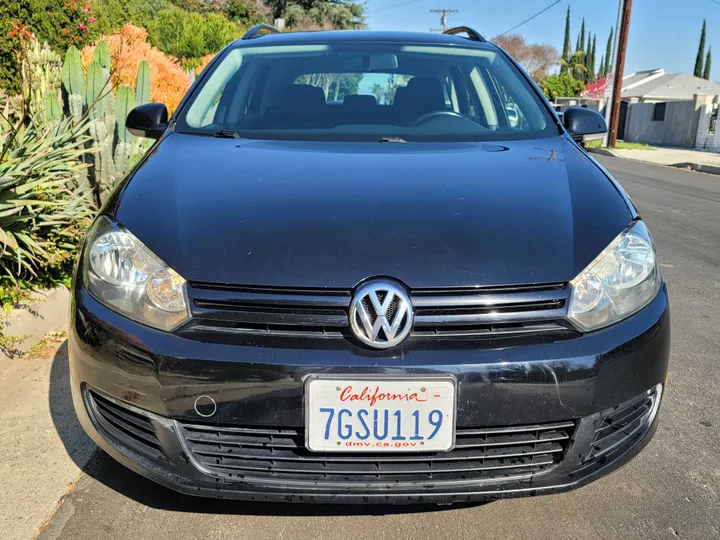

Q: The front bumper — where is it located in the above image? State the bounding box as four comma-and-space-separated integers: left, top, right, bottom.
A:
70, 283, 670, 503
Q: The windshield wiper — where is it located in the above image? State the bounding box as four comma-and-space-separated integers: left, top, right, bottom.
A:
379, 136, 407, 143
214, 129, 243, 139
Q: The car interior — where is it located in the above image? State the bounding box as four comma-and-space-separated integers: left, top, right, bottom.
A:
181, 44, 554, 140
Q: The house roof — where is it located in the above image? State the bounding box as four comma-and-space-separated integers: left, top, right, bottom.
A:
621, 70, 720, 100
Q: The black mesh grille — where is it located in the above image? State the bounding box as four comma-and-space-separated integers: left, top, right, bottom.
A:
87, 390, 161, 454
178, 421, 575, 485
586, 386, 660, 461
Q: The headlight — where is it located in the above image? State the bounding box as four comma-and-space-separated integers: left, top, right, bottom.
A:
567, 221, 660, 332
83, 216, 190, 331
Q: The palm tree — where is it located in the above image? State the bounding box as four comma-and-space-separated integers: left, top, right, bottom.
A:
560, 51, 588, 81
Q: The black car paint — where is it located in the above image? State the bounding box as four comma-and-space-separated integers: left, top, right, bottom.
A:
108, 135, 632, 289
70, 29, 669, 503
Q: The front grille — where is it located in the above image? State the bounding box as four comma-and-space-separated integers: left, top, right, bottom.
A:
586, 385, 661, 461
87, 390, 161, 455
178, 420, 575, 485
181, 281, 575, 343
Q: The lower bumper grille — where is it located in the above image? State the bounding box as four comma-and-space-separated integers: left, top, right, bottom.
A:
587, 385, 661, 461
87, 390, 161, 455
178, 420, 575, 485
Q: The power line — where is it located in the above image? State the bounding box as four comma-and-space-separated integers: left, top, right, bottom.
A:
366, 0, 423, 15
496, 0, 563, 37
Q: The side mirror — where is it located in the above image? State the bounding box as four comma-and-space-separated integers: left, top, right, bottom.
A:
563, 106, 607, 142
126, 103, 169, 139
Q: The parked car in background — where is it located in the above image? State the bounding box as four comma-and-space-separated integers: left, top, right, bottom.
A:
70, 25, 669, 504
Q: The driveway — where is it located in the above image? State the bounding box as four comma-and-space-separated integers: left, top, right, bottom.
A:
32, 156, 720, 540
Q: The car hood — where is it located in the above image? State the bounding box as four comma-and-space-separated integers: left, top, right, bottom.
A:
113, 134, 632, 288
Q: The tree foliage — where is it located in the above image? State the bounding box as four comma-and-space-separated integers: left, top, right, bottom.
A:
493, 34, 559, 83
602, 27, 613, 77
703, 47, 712, 80
694, 19, 706, 78
150, 6, 244, 67
560, 6, 571, 74
542, 72, 584, 100
269, 0, 365, 30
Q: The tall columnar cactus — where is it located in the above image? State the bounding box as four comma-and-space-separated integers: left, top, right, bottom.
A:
135, 61, 151, 107
114, 85, 135, 175
23, 41, 62, 122
44, 94, 62, 122
86, 60, 116, 197
57, 41, 152, 205
93, 40, 111, 71
61, 46, 85, 124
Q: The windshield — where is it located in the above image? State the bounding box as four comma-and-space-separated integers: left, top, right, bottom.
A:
176, 42, 558, 142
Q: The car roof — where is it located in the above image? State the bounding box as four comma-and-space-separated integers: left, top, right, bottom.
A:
231, 29, 498, 49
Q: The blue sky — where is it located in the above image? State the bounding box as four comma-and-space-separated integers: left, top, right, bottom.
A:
364, 0, 720, 80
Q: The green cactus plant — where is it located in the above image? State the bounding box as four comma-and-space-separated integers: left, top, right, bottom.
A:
23, 41, 63, 123
61, 46, 85, 123
44, 94, 62, 122
55, 45, 152, 206
93, 40, 111, 71
135, 61, 151, 107
114, 85, 136, 174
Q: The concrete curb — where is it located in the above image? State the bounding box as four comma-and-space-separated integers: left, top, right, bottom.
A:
586, 147, 620, 158
587, 147, 720, 176
670, 162, 720, 176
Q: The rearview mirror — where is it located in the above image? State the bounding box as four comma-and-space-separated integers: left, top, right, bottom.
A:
126, 103, 169, 139
563, 107, 607, 142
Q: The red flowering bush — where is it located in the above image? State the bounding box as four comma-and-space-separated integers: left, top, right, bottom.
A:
47, 0, 97, 48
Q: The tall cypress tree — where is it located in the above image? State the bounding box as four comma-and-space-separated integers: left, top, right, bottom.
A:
604, 27, 614, 77
694, 19, 706, 77
704, 48, 712, 80
591, 35, 597, 79
599, 55, 606, 77
561, 6, 571, 73
580, 19, 586, 55
584, 33, 592, 82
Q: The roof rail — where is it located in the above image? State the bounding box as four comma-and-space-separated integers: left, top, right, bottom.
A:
443, 26, 486, 42
242, 24, 281, 40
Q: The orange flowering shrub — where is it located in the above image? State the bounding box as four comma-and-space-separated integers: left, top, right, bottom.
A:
81, 24, 192, 112
194, 53, 217, 77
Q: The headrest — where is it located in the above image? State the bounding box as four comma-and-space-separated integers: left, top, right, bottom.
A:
280, 84, 326, 109
343, 94, 378, 107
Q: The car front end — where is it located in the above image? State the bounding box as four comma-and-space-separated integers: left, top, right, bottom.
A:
69, 29, 670, 504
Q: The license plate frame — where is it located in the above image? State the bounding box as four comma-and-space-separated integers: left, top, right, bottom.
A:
304, 374, 457, 453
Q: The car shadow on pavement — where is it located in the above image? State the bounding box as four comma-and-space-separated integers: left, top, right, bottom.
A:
49, 340, 98, 471
49, 341, 487, 517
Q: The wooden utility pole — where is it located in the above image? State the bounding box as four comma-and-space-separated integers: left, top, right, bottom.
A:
430, 9, 458, 32
608, 0, 632, 147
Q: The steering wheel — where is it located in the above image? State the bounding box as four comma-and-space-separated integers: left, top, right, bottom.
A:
411, 110, 464, 127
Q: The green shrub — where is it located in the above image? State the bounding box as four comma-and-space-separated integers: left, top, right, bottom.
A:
150, 7, 243, 67
0, 117, 94, 280
542, 72, 585, 100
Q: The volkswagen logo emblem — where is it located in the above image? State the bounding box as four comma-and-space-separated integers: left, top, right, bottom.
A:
349, 280, 413, 349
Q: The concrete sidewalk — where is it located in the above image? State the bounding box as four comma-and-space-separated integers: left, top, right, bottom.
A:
0, 291, 97, 539
589, 146, 720, 174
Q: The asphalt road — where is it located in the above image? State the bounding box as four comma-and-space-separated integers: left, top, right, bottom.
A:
36, 156, 720, 540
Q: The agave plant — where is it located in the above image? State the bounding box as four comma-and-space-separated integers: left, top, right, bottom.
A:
0, 116, 95, 279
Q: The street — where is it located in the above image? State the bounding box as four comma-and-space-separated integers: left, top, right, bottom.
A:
36, 156, 720, 540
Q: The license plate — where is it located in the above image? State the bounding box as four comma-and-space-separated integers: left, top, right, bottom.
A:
305, 377, 456, 452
